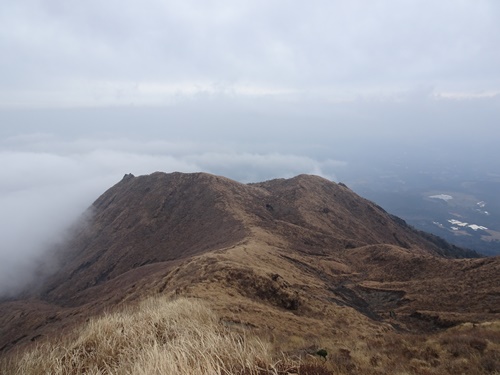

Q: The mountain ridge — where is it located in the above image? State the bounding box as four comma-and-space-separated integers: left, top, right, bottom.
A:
40, 171, 479, 304
1, 171, 497, 358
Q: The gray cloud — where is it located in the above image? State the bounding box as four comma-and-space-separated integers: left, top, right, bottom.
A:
1, 1, 499, 106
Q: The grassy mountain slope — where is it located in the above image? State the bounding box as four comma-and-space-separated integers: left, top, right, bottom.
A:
1, 172, 498, 374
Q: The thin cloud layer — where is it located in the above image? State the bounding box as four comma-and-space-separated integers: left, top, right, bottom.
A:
1, 1, 499, 107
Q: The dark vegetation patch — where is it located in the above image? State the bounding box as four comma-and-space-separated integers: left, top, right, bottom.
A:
225, 269, 300, 311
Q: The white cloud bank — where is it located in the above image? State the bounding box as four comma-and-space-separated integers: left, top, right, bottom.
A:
0, 134, 345, 296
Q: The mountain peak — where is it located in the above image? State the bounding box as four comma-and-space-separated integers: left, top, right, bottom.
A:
40, 171, 479, 304
1, 171, 490, 358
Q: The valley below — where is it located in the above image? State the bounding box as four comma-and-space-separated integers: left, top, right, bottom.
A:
347, 159, 500, 256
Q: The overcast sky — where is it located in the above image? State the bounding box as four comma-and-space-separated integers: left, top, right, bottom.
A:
1, 0, 499, 295
2, 0, 500, 106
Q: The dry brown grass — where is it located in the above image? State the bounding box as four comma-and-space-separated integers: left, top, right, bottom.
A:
0, 297, 273, 375
0, 297, 341, 375
331, 321, 500, 375
2, 296, 500, 375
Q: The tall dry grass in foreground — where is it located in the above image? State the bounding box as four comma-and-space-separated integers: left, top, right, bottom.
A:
2, 296, 500, 375
0, 298, 275, 375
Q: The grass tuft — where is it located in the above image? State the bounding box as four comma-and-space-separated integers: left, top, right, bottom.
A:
1, 298, 271, 375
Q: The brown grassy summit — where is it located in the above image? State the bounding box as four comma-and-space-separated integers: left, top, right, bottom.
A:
37, 172, 477, 305
250, 174, 476, 257
1, 172, 498, 374
39, 172, 249, 304
34, 172, 472, 303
